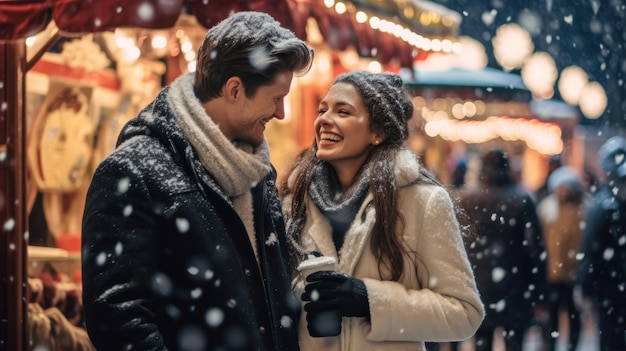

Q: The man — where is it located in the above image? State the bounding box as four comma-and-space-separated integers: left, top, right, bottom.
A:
81, 11, 314, 351
453, 149, 547, 351
577, 136, 626, 351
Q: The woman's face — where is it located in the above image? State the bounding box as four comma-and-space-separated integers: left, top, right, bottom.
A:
314, 82, 382, 172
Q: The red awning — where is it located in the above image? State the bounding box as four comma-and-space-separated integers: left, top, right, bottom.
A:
0, 0, 51, 39
0, 0, 460, 66
0, 0, 295, 39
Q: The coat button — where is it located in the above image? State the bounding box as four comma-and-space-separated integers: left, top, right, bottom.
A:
244, 269, 251, 276
259, 326, 266, 334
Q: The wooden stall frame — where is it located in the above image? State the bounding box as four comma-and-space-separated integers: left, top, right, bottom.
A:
1, 30, 60, 350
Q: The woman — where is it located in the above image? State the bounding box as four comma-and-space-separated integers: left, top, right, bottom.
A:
280, 71, 484, 351
537, 166, 587, 351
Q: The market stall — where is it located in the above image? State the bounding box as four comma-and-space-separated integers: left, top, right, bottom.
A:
1, 1, 462, 349
404, 67, 580, 189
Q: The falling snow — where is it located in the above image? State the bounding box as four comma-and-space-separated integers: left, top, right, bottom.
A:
603, 247, 615, 260
176, 217, 190, 233
3, 218, 15, 231
280, 315, 293, 328
265, 232, 278, 246
137, 3, 155, 21
114, 242, 123, 256
205, 308, 224, 327
122, 204, 133, 217
492, 267, 506, 282
117, 177, 130, 194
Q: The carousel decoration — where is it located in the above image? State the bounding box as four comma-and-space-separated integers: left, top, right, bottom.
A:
25, 83, 95, 239
27, 86, 94, 193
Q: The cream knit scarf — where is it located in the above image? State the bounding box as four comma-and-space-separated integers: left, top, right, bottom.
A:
167, 73, 271, 262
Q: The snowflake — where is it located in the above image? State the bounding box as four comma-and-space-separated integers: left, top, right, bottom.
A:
265, 232, 278, 246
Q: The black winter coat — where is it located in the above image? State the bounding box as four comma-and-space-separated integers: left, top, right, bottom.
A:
577, 185, 626, 307
81, 86, 300, 351
454, 183, 548, 330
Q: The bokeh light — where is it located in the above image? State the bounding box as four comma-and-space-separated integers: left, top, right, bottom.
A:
492, 23, 534, 71
558, 65, 589, 106
579, 81, 607, 119
455, 36, 488, 70
521, 52, 558, 99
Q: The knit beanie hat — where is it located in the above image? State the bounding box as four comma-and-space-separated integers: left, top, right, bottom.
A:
598, 136, 626, 179
480, 148, 514, 186
547, 166, 581, 192
334, 71, 413, 144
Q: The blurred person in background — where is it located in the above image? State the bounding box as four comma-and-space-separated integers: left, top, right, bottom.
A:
535, 154, 563, 203
537, 166, 589, 351
451, 157, 468, 189
455, 148, 548, 351
577, 136, 626, 351
81, 12, 314, 351
280, 71, 484, 351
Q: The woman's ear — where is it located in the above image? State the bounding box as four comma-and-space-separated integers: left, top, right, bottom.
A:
372, 130, 385, 145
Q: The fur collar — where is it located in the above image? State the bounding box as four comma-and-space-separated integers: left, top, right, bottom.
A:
289, 148, 422, 274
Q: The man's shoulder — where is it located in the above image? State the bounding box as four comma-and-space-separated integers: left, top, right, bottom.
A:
92, 135, 190, 190
589, 186, 623, 211
108, 133, 171, 163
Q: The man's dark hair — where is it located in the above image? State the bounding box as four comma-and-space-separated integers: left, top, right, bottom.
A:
194, 11, 314, 102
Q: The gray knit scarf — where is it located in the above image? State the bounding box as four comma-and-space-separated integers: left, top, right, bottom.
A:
309, 162, 370, 250
167, 73, 271, 261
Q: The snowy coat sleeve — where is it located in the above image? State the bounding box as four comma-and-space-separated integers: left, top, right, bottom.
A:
364, 186, 484, 342
81, 156, 168, 350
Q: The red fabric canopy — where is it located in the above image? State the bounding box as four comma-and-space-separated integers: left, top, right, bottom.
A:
0, 0, 295, 39
0, 0, 51, 39
0, 0, 453, 66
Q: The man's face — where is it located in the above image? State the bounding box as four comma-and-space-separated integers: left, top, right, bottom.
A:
229, 71, 293, 146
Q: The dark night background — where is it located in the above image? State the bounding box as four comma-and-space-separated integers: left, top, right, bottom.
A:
431, 0, 626, 131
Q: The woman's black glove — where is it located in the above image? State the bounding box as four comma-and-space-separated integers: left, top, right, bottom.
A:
302, 271, 370, 319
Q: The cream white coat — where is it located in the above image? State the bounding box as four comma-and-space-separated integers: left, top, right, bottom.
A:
284, 149, 484, 351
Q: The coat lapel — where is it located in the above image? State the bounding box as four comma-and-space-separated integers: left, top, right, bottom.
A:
338, 193, 375, 275
304, 198, 338, 258
304, 194, 376, 275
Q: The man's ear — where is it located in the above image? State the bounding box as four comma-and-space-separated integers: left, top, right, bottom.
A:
224, 76, 243, 102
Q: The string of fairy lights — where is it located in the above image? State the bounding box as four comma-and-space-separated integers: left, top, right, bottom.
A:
322, 0, 462, 55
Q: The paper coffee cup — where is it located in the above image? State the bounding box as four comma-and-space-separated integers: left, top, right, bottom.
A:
297, 255, 337, 280
297, 255, 342, 337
